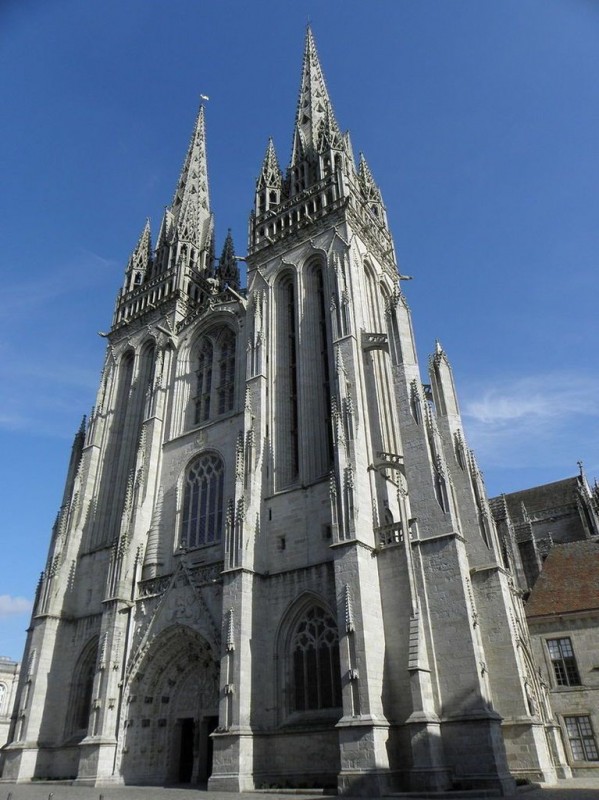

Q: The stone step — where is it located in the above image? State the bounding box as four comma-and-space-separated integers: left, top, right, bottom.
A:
383, 792, 501, 800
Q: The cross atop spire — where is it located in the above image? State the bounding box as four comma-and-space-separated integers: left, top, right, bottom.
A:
291, 26, 339, 167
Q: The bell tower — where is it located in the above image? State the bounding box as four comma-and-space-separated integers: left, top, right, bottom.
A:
208, 26, 559, 795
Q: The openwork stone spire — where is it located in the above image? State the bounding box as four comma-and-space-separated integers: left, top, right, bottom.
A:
171, 104, 212, 251
290, 26, 340, 166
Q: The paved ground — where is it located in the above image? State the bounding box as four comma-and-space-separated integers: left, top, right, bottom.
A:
2, 778, 599, 800
1, 778, 599, 800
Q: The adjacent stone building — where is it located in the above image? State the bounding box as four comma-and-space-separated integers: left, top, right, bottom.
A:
490, 475, 599, 775
490, 470, 599, 593
0, 658, 19, 749
526, 540, 599, 775
1, 29, 569, 794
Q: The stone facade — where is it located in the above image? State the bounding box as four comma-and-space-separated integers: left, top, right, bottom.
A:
0, 658, 19, 749
491, 477, 599, 777
490, 472, 599, 593
526, 541, 599, 776
1, 29, 569, 795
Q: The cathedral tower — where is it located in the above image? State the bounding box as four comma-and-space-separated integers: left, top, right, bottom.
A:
2, 29, 566, 794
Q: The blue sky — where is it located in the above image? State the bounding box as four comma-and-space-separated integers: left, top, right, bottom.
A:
1, 0, 598, 661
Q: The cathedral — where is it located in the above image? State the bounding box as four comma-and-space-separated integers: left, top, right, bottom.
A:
1, 29, 570, 795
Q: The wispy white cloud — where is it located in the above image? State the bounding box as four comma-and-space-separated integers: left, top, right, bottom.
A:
0, 347, 99, 437
0, 250, 111, 437
0, 249, 118, 322
465, 374, 599, 425
1, 359, 98, 391
0, 595, 32, 618
461, 372, 599, 475
0, 412, 29, 431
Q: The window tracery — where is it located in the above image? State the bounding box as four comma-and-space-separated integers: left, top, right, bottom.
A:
288, 603, 341, 714
181, 453, 225, 548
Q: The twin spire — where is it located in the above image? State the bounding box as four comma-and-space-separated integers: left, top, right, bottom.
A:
258, 26, 345, 186
121, 27, 387, 303
171, 104, 212, 251
257, 26, 386, 217
123, 103, 215, 295
290, 26, 341, 166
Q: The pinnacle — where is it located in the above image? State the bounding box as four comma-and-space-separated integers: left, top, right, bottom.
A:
156, 207, 175, 250
217, 229, 240, 290
358, 152, 374, 184
358, 152, 383, 204
127, 219, 152, 273
316, 104, 344, 152
257, 138, 282, 189
429, 339, 449, 369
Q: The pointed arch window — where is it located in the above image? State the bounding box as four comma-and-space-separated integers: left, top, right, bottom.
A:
192, 328, 236, 425
217, 330, 236, 415
302, 262, 333, 481
289, 604, 341, 713
195, 339, 213, 423
65, 637, 98, 739
181, 453, 225, 548
275, 274, 299, 487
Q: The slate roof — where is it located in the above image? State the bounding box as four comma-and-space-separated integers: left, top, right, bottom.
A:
525, 540, 599, 618
501, 477, 580, 522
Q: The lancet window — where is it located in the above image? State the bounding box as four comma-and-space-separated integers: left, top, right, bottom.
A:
65, 638, 98, 738
193, 328, 236, 425
181, 452, 225, 548
363, 264, 398, 454
195, 339, 213, 423
217, 330, 236, 415
275, 274, 299, 487
302, 262, 333, 480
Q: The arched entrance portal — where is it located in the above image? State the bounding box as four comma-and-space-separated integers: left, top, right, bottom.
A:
120, 624, 219, 785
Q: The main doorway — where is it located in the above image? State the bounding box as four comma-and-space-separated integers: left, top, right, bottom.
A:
120, 624, 219, 786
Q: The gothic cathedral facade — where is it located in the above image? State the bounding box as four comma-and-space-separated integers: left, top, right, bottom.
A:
2, 30, 569, 795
